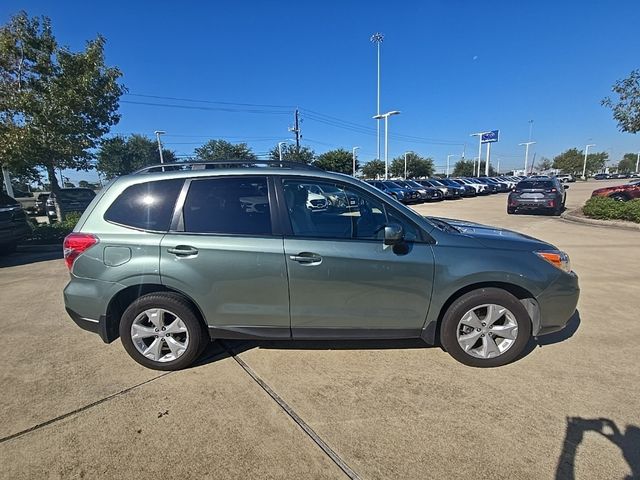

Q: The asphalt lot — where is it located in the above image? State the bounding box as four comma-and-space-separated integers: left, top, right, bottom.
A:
1, 180, 638, 479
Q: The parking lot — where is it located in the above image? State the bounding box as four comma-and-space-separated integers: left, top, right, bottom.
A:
0, 180, 638, 479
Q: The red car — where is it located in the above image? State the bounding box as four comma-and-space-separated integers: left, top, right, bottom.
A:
591, 180, 640, 201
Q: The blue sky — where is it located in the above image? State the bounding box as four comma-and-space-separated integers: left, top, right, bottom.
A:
3, 0, 640, 182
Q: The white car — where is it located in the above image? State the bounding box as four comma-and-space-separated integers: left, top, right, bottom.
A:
455, 178, 488, 194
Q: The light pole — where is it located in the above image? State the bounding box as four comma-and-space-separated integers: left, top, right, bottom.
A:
528, 120, 534, 142
446, 154, 456, 178
518, 141, 536, 175
352, 146, 360, 176
154, 130, 166, 163
278, 142, 287, 161
582, 144, 595, 180
470, 132, 489, 176
403, 151, 413, 179
371, 33, 384, 162
636, 152, 639, 174
373, 111, 400, 179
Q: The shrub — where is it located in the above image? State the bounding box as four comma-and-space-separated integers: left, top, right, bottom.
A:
582, 197, 640, 223
29, 212, 82, 244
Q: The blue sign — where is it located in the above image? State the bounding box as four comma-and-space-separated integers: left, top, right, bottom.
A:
481, 130, 499, 143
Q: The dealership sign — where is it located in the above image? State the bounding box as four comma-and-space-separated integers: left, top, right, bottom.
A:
481, 130, 500, 143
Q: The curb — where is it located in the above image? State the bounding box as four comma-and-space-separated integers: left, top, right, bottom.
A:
561, 209, 640, 232
18, 244, 63, 253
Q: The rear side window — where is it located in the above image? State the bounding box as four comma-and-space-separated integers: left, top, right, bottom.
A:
104, 179, 184, 231
182, 177, 272, 235
56, 188, 96, 202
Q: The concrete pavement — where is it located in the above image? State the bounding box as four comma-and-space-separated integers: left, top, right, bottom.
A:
1, 180, 638, 479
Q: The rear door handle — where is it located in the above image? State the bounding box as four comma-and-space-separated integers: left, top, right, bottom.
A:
167, 245, 199, 257
289, 253, 322, 264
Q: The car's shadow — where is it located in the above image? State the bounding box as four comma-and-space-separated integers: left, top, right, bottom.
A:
194, 311, 581, 368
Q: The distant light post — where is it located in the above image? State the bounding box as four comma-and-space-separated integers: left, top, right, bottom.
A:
404, 151, 413, 179
470, 132, 489, 176
352, 146, 360, 176
582, 144, 596, 180
636, 151, 639, 173
154, 130, 166, 163
278, 142, 287, 161
373, 110, 401, 179
519, 141, 536, 175
371, 33, 384, 161
446, 154, 456, 178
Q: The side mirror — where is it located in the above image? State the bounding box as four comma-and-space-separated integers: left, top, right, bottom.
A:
564, 185, 569, 189
384, 223, 404, 245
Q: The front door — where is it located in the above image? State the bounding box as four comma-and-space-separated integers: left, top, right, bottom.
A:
280, 178, 435, 338
160, 176, 290, 337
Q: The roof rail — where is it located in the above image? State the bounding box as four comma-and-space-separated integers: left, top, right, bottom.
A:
133, 160, 322, 174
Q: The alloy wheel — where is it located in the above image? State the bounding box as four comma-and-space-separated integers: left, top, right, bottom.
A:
456, 304, 519, 359
130, 308, 189, 362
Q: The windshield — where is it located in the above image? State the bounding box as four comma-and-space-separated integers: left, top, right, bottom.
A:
429, 179, 444, 186
382, 181, 402, 188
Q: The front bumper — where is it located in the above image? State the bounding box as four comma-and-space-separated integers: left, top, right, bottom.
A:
534, 271, 580, 336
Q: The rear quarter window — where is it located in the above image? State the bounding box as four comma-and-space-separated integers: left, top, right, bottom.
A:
104, 179, 184, 231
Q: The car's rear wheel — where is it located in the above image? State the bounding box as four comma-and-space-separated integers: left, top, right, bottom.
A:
440, 288, 532, 367
610, 193, 629, 202
120, 293, 208, 371
507, 207, 516, 214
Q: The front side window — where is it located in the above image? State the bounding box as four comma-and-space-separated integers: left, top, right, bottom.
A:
282, 179, 420, 241
104, 179, 184, 231
182, 176, 272, 235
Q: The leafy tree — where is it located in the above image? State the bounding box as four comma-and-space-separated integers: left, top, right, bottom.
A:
78, 180, 90, 188
618, 153, 638, 173
602, 70, 640, 133
313, 148, 358, 174
97, 134, 176, 179
452, 160, 476, 177
389, 153, 434, 178
0, 11, 125, 195
63, 181, 75, 188
194, 139, 256, 161
361, 159, 385, 179
268, 144, 315, 164
538, 157, 553, 171
553, 148, 608, 176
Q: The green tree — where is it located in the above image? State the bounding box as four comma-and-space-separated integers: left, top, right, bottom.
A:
538, 157, 553, 171
194, 139, 256, 161
553, 148, 608, 176
618, 153, 638, 173
602, 70, 640, 133
389, 153, 434, 178
96, 134, 176, 179
361, 159, 385, 179
313, 148, 358, 174
452, 160, 476, 177
268, 144, 315, 164
0, 11, 125, 194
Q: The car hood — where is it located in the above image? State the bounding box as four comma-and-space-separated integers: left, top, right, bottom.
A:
434, 217, 555, 251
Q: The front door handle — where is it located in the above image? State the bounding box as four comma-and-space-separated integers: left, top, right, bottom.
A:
289, 253, 322, 264
167, 245, 199, 257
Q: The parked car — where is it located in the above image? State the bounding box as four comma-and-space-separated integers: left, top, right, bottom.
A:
366, 180, 422, 204
0, 192, 32, 254
63, 160, 579, 370
439, 178, 476, 197
393, 180, 442, 202
452, 178, 489, 195
417, 179, 461, 199
591, 180, 640, 202
467, 178, 499, 194
46, 188, 96, 221
508, 178, 568, 215
555, 174, 575, 183
33, 193, 49, 215
593, 173, 611, 180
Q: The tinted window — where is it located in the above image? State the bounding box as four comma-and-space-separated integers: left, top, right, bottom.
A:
283, 179, 420, 241
517, 180, 554, 189
105, 179, 183, 231
183, 177, 271, 235
56, 188, 96, 201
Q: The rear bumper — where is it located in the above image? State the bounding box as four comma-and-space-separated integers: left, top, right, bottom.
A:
510, 198, 557, 209
65, 307, 113, 343
535, 272, 580, 336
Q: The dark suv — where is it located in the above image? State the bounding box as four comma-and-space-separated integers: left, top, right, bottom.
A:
63, 161, 579, 370
0, 192, 32, 253
46, 188, 96, 222
508, 178, 568, 215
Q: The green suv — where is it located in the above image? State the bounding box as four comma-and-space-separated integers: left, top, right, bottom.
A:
63, 161, 579, 370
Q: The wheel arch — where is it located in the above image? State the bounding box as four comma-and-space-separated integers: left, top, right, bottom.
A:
102, 283, 208, 343
421, 281, 539, 345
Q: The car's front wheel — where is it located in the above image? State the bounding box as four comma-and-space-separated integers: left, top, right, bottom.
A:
120, 293, 208, 370
440, 288, 532, 367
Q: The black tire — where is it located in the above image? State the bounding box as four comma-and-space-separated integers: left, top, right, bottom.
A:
552, 205, 563, 216
507, 207, 516, 215
119, 292, 208, 371
610, 193, 628, 202
440, 288, 532, 368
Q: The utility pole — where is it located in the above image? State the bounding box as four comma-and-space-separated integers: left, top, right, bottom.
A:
373, 111, 400, 179
582, 144, 595, 180
371, 33, 384, 161
404, 151, 412, 179
519, 141, 536, 175
289, 109, 301, 154
352, 147, 360, 176
636, 152, 639, 173
278, 142, 287, 161
446, 155, 456, 178
470, 132, 489, 176
154, 130, 166, 163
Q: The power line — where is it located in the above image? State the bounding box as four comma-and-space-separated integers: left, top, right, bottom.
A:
125, 92, 294, 109
120, 100, 291, 115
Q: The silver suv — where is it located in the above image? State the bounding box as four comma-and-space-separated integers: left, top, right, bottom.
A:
63, 161, 579, 370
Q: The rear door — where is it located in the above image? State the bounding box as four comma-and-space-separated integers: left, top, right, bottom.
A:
159, 176, 290, 336
279, 177, 434, 337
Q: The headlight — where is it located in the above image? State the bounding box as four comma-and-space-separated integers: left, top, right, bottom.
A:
535, 250, 571, 273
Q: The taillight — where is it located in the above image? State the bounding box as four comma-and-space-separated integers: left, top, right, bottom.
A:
63, 233, 98, 270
